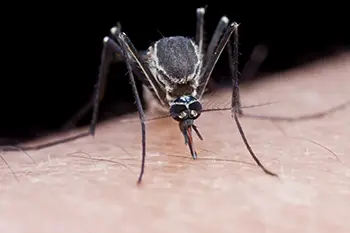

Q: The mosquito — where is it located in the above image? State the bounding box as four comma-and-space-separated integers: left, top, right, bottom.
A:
87, 7, 279, 184
2, 8, 349, 183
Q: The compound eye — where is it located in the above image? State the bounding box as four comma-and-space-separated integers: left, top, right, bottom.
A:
188, 101, 202, 119
189, 101, 202, 113
190, 110, 198, 118
170, 104, 187, 122
179, 111, 187, 119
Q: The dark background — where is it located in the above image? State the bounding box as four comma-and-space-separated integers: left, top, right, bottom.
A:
1, 2, 349, 144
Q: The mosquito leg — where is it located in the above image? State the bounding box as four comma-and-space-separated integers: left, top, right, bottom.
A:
197, 22, 235, 99
203, 16, 229, 68
89, 36, 129, 136
241, 101, 350, 122
228, 23, 278, 177
195, 7, 205, 54
117, 32, 148, 184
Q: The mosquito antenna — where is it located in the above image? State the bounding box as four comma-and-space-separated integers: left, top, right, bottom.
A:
137, 101, 281, 124
202, 101, 280, 113
145, 114, 171, 122
242, 99, 350, 122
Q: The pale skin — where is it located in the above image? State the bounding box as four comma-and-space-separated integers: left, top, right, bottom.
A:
1, 53, 350, 233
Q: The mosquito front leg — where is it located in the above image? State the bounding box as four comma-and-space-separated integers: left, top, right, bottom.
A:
228, 23, 278, 177
117, 32, 155, 184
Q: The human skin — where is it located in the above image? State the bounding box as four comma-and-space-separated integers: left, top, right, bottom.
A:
1, 53, 350, 233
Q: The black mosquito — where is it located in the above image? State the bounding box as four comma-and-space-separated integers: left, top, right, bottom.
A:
87, 7, 279, 184
2, 7, 348, 183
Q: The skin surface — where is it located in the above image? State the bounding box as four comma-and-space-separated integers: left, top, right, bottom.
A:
1, 52, 350, 233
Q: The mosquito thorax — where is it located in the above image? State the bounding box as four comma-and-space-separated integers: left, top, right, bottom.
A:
169, 95, 202, 122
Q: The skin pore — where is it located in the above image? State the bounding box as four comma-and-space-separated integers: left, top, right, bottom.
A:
1, 53, 350, 233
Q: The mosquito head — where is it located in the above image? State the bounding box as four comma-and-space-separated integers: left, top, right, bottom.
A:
169, 95, 202, 122
169, 95, 204, 160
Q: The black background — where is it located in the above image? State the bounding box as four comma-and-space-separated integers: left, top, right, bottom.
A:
1, 2, 349, 144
